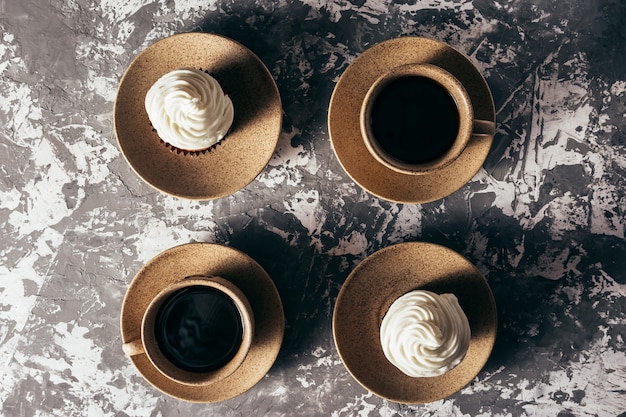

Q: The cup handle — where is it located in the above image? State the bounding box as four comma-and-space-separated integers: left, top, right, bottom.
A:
122, 339, 144, 357
472, 119, 496, 137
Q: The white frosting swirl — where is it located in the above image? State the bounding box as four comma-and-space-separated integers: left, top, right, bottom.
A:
145, 68, 234, 151
380, 290, 471, 378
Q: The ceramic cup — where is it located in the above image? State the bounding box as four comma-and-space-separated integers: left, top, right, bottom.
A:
122, 275, 254, 386
360, 63, 495, 175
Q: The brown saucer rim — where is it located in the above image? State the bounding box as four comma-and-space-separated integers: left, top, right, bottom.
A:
114, 32, 282, 200
328, 36, 496, 204
332, 241, 497, 404
120, 242, 285, 403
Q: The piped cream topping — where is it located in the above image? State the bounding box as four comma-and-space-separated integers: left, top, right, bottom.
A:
380, 290, 471, 378
145, 68, 234, 151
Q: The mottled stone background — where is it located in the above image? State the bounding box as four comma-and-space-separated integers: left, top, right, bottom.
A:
1, 0, 625, 416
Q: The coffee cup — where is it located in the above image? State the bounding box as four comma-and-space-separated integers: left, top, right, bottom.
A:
360, 63, 495, 175
122, 275, 254, 386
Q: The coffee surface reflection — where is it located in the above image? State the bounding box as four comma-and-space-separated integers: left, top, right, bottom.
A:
155, 285, 244, 373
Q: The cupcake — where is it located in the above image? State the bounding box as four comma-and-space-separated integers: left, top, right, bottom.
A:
379, 290, 471, 378
145, 68, 234, 155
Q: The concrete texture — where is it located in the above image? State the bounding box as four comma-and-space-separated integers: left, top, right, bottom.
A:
1, 0, 625, 415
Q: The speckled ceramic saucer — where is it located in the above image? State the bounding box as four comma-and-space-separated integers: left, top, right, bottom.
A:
114, 32, 282, 200
120, 243, 285, 403
332, 242, 497, 404
328, 37, 495, 204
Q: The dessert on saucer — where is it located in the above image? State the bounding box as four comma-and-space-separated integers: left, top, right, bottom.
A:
114, 32, 282, 200
332, 242, 497, 404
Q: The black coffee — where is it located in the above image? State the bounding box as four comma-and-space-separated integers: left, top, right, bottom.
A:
369, 75, 459, 164
155, 286, 243, 373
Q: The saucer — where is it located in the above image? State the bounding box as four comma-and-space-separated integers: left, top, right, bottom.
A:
120, 243, 285, 402
332, 242, 497, 404
328, 37, 495, 204
114, 33, 282, 200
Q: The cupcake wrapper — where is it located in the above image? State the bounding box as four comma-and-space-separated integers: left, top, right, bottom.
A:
159, 136, 224, 156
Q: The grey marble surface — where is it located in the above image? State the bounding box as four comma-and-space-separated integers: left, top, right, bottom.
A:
1, 0, 626, 416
